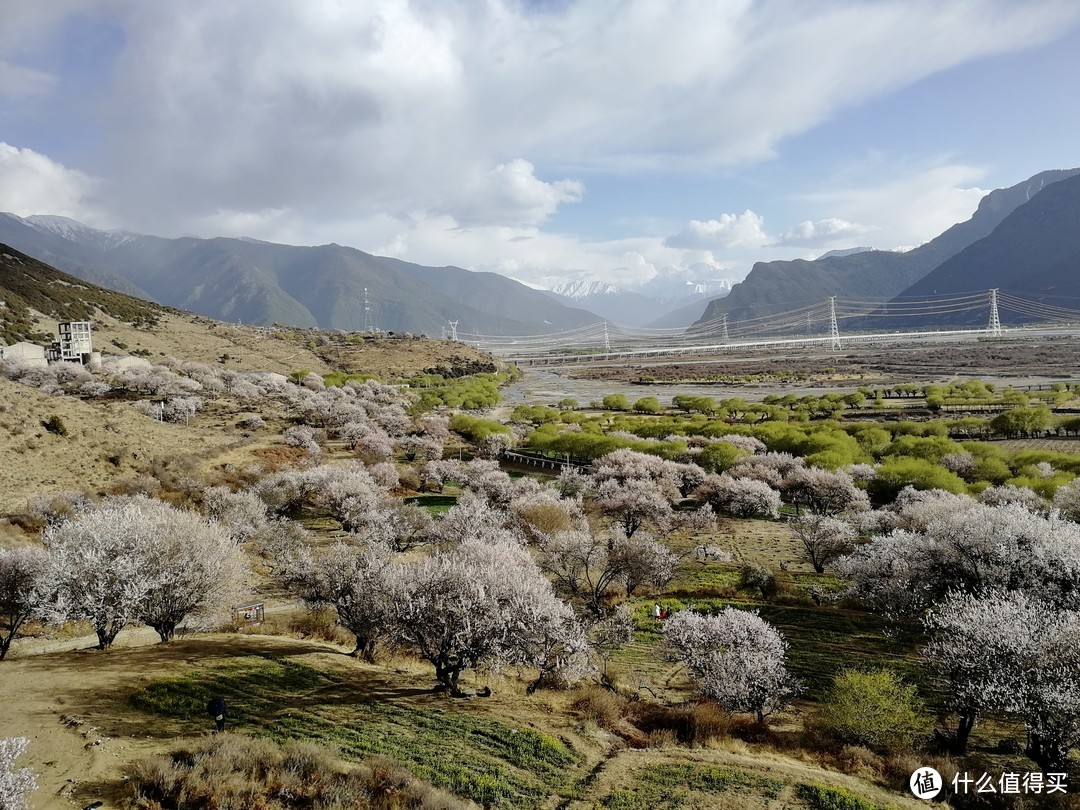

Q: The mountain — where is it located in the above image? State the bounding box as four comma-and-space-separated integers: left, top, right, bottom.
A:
816, 247, 874, 259
545, 280, 659, 326
643, 296, 714, 329
694, 168, 1080, 328
637, 272, 732, 305
883, 171, 1080, 326
541, 274, 732, 328
0, 242, 164, 345
0, 214, 601, 336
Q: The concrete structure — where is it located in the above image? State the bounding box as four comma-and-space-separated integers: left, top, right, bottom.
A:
0, 341, 48, 367
47, 320, 93, 363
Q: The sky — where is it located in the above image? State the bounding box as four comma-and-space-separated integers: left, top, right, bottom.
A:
1, 0, 1079, 293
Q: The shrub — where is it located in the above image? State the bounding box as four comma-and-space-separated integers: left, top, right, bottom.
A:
41, 415, 68, 437
818, 669, 927, 754
795, 783, 883, 810
572, 686, 628, 730
124, 735, 467, 809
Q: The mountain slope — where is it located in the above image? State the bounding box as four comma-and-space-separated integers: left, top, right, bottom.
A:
0, 215, 601, 335
0, 242, 165, 344
885, 171, 1080, 325
694, 168, 1080, 327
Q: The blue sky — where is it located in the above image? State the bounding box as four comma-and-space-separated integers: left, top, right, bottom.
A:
1, 1, 1079, 292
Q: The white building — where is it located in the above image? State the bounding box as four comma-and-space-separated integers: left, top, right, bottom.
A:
48, 321, 93, 363
0, 341, 48, 367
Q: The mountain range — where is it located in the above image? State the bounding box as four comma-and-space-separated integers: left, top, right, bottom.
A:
695, 168, 1080, 328
881, 170, 1080, 325
547, 276, 732, 327
0, 214, 601, 337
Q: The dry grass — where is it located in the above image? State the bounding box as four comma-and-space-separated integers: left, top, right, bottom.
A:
0, 376, 247, 512
125, 733, 472, 810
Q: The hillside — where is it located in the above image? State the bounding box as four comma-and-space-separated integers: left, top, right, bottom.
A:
0, 243, 164, 345
886, 171, 1080, 325
0, 244, 499, 379
0, 215, 602, 336
694, 167, 1080, 327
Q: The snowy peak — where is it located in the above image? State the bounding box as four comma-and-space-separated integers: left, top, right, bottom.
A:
550, 279, 628, 300
19, 214, 141, 249
638, 274, 732, 304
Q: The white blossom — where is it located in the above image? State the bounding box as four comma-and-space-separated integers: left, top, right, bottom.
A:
664, 609, 797, 721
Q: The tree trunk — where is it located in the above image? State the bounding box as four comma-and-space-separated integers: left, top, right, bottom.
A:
96, 621, 124, 650
0, 635, 10, 661
351, 636, 377, 663
1026, 729, 1069, 773
434, 662, 462, 693
952, 712, 976, 755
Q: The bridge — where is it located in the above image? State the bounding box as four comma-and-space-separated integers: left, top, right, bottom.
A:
457, 289, 1080, 366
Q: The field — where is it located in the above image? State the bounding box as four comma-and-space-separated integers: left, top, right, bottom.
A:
5, 331, 1080, 809
2, 510, 949, 810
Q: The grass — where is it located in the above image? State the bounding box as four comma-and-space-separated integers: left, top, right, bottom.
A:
796, 782, 888, 810
595, 762, 785, 809
403, 494, 459, 515
129, 655, 580, 808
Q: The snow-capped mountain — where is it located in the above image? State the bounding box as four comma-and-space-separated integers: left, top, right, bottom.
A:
550, 279, 628, 300
545, 271, 733, 327
19, 214, 142, 250
637, 272, 732, 304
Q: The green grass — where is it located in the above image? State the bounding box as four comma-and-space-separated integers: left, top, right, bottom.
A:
796, 783, 888, 810
612, 595, 925, 703
595, 763, 784, 809
129, 655, 579, 808
403, 494, 459, 515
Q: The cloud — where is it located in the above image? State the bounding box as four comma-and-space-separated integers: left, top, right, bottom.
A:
781, 217, 871, 246
0, 142, 103, 223
664, 211, 771, 250
445, 159, 584, 226
0, 62, 57, 99
798, 162, 988, 249
22, 0, 1071, 235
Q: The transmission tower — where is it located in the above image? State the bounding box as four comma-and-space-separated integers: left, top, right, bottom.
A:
363, 287, 375, 333
988, 288, 1002, 337
828, 296, 841, 350
603, 321, 610, 352
721, 313, 729, 342
806, 313, 813, 335
447, 320, 459, 341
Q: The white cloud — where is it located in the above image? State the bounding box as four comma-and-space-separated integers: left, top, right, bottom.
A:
799, 163, 989, 249
0, 142, 103, 223
781, 217, 871, 246
45, 0, 1075, 234
446, 159, 583, 226
664, 211, 771, 250
2, 1, 1075, 294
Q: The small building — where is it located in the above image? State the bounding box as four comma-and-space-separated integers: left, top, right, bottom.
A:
0, 341, 48, 367
235, 602, 265, 624
47, 321, 93, 363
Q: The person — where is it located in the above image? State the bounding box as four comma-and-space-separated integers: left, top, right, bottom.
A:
207, 696, 227, 733
654, 603, 662, 620
659, 608, 668, 620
